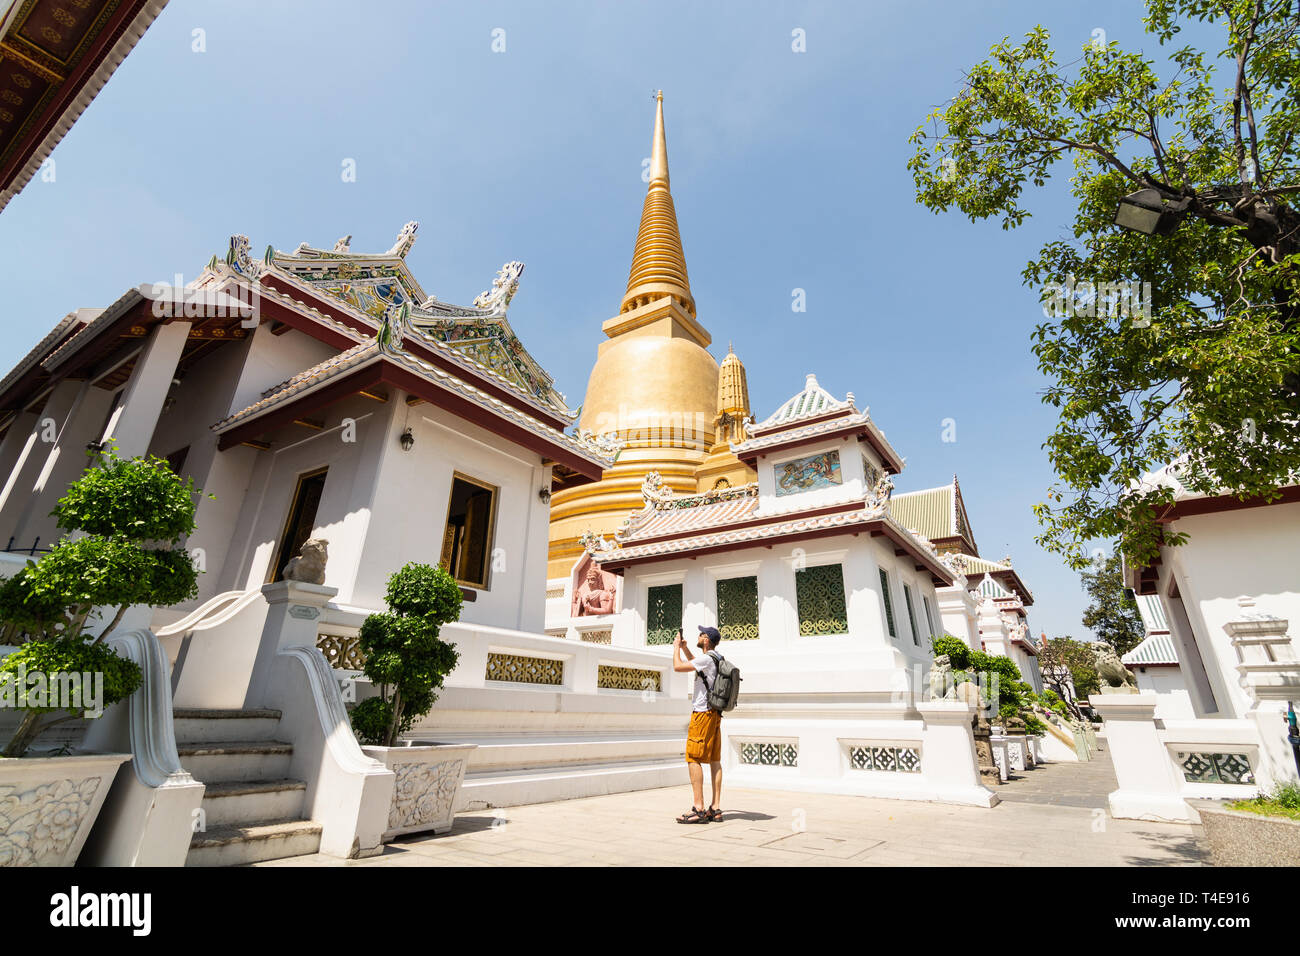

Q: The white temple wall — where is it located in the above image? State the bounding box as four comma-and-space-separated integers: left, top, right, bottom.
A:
1160, 502, 1300, 719
612, 532, 944, 692
352, 398, 551, 633
1131, 665, 1194, 719
214, 393, 396, 600
755, 435, 868, 516
8, 381, 114, 551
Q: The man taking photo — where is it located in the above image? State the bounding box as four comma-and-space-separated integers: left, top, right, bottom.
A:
672, 625, 723, 823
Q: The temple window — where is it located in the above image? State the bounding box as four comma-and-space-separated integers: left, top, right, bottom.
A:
716, 575, 759, 640
903, 584, 920, 646
922, 595, 937, 642
271, 467, 328, 583
646, 583, 682, 645
795, 563, 848, 636
878, 569, 897, 638
440, 473, 498, 589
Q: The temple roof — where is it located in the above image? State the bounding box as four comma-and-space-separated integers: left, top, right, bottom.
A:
889, 476, 978, 556
732, 373, 904, 472
211, 327, 618, 472
256, 224, 573, 419
589, 471, 953, 584
1123, 632, 1179, 666
0, 0, 169, 213
753, 373, 853, 431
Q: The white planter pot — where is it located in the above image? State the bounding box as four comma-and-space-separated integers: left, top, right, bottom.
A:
0, 752, 131, 866
361, 742, 477, 841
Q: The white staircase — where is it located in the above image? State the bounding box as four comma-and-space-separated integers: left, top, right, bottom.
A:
175, 708, 323, 866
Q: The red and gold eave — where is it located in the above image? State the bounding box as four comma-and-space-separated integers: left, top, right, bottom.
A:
0, 0, 166, 212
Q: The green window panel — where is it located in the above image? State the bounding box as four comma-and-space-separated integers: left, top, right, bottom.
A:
646, 583, 682, 645
922, 595, 937, 641
795, 563, 848, 636
879, 569, 897, 638
903, 584, 920, 646
716, 575, 759, 640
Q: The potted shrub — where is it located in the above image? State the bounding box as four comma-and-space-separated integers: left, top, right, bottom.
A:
350, 562, 475, 840
1189, 781, 1300, 866
0, 446, 200, 865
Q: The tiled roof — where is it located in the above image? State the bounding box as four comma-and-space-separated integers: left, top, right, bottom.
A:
889, 486, 955, 541
616, 485, 760, 542
211, 336, 616, 469
1123, 633, 1180, 666
0, 311, 83, 399
732, 372, 903, 470
753, 373, 852, 431
596, 503, 888, 563
1135, 593, 1168, 632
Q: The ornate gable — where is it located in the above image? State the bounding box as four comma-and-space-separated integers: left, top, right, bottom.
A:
251, 223, 571, 416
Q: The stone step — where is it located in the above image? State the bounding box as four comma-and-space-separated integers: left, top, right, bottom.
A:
173, 708, 283, 745
178, 740, 293, 784
455, 736, 684, 773
187, 819, 322, 867
199, 778, 307, 828
458, 756, 688, 811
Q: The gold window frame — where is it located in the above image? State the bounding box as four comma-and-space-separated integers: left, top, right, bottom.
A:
440, 471, 500, 590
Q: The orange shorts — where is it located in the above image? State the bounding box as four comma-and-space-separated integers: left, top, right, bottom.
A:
685, 709, 722, 764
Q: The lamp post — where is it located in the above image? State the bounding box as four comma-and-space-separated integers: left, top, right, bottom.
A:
1113, 187, 1190, 236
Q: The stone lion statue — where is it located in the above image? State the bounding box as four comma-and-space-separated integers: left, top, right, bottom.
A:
1092, 640, 1137, 691
282, 538, 328, 585
929, 654, 956, 701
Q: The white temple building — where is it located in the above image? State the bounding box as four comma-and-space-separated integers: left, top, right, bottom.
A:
0, 225, 696, 865
1095, 461, 1300, 822
570, 374, 996, 807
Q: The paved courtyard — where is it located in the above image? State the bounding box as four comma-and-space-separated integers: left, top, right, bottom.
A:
258, 745, 1210, 867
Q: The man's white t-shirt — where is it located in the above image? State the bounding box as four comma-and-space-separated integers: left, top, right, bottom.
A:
690, 653, 717, 712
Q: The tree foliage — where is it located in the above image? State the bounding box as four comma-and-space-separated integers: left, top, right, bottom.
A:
0, 446, 202, 756
352, 562, 463, 748
910, 1, 1300, 569
1080, 553, 1147, 656
1038, 634, 1102, 711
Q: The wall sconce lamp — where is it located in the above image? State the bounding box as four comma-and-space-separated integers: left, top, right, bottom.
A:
538, 487, 552, 504
399, 427, 414, 452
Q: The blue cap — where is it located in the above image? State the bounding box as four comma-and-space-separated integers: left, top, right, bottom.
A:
698, 625, 722, 644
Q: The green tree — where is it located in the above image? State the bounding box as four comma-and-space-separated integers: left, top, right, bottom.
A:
909, 1, 1300, 571
1038, 634, 1102, 713
1081, 553, 1146, 656
0, 446, 202, 756
351, 562, 462, 748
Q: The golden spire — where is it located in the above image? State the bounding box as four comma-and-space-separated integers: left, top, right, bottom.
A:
621, 91, 695, 318
717, 344, 749, 417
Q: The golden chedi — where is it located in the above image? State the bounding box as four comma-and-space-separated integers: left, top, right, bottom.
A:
547, 92, 754, 578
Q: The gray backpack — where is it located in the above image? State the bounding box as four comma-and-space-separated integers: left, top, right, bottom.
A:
703, 651, 741, 713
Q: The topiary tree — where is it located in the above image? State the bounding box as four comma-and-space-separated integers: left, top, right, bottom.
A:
931, 634, 972, 671
0, 445, 202, 756
350, 562, 462, 748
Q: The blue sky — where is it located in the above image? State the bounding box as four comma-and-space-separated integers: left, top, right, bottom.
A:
0, 1, 1224, 640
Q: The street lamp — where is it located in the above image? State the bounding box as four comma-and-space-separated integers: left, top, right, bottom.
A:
1114, 187, 1190, 236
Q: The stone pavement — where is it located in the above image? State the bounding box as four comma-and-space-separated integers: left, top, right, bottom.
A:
257, 745, 1209, 867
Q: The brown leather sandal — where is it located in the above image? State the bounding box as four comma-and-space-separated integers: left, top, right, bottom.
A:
676, 807, 709, 824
